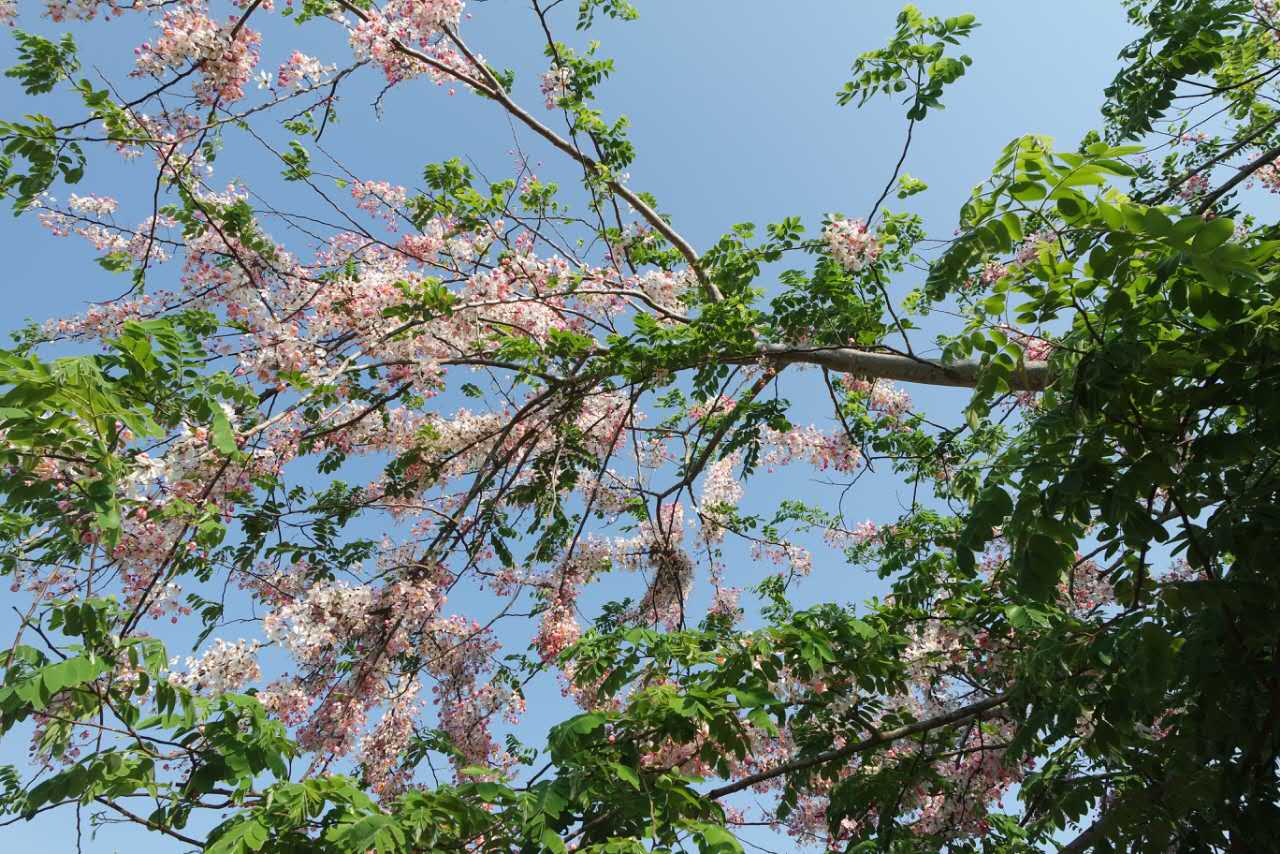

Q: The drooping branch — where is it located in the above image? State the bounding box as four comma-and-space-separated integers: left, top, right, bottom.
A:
757, 345, 1052, 390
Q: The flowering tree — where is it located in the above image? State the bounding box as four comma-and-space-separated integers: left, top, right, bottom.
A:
1, 0, 1279, 850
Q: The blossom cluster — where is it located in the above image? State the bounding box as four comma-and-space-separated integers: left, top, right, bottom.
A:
272, 51, 334, 90
347, 0, 467, 85
133, 4, 263, 104
823, 218, 882, 273
761, 424, 862, 472
840, 376, 912, 419
698, 451, 743, 544
1257, 156, 1280, 193
539, 65, 572, 109
168, 639, 262, 695
350, 180, 410, 228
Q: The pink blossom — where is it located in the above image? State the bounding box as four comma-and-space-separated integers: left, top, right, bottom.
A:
350, 180, 409, 228
1257, 158, 1280, 193
168, 639, 262, 695
348, 0, 467, 85
707, 585, 742, 622
1178, 171, 1211, 202
824, 217, 882, 273
1013, 229, 1057, 265
698, 451, 742, 544
841, 376, 912, 419
274, 51, 333, 90
539, 65, 572, 109
132, 5, 262, 105
761, 424, 862, 473
67, 193, 119, 216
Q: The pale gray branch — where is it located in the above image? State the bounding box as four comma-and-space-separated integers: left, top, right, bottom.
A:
759, 345, 1052, 391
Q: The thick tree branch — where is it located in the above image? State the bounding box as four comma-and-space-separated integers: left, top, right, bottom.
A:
706, 692, 1010, 800
756, 346, 1051, 390
1196, 141, 1280, 214
1058, 816, 1107, 854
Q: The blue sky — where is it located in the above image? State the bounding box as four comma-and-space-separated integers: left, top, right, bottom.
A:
0, 2, 1138, 850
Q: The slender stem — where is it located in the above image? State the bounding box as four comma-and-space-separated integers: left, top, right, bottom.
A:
867, 117, 915, 224
93, 797, 203, 847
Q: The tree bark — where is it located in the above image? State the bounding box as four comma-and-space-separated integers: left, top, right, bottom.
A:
706, 692, 1010, 800
758, 345, 1052, 391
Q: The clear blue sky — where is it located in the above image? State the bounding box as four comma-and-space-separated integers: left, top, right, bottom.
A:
0, 3, 1136, 850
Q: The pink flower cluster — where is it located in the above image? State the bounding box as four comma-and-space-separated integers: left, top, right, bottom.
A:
633, 268, 692, 316
841, 377, 912, 419
132, 4, 262, 104
761, 424, 862, 473
68, 193, 120, 217
1013, 229, 1057, 265
825, 519, 881, 548
359, 677, 422, 797
610, 504, 697, 629
1178, 171, 1211, 202
823, 218, 882, 273
688, 395, 737, 423
526, 542, 607, 662
38, 195, 175, 264
168, 638, 262, 695
963, 259, 1009, 294
1257, 157, 1280, 193
999, 327, 1053, 363
698, 452, 743, 544
752, 541, 813, 576
348, 0, 467, 85
350, 180, 409, 228
274, 51, 333, 90
37, 0, 130, 23
539, 65, 572, 109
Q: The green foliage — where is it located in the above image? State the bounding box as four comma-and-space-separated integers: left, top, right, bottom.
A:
1103, 0, 1251, 140
894, 173, 928, 198
576, 0, 639, 30
0, 112, 85, 213
281, 140, 313, 181
837, 5, 977, 120
5, 31, 79, 95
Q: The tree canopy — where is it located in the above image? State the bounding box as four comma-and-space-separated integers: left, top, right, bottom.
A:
1, 1, 1279, 851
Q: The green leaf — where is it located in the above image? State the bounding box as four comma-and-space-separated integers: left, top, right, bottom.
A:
210, 409, 237, 455
206, 817, 270, 854
541, 826, 569, 854
1191, 216, 1234, 255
